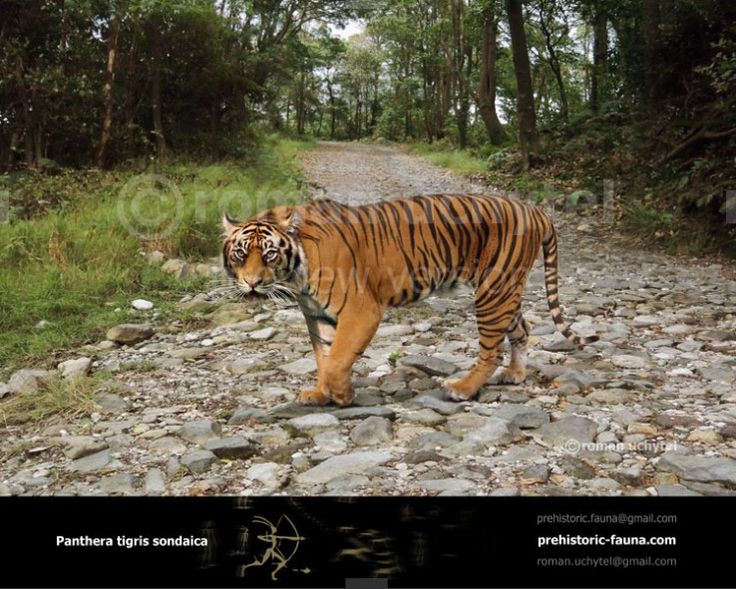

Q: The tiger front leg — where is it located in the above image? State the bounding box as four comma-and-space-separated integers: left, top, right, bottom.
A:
321, 300, 382, 406
296, 300, 335, 406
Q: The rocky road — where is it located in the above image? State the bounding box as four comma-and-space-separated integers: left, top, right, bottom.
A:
2, 142, 735, 497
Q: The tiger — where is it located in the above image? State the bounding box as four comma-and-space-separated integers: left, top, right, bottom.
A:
221, 194, 598, 406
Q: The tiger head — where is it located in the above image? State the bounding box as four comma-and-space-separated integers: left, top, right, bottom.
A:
221, 206, 301, 295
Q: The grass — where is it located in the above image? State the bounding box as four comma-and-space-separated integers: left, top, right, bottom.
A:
0, 375, 101, 426
0, 135, 312, 374
407, 143, 490, 175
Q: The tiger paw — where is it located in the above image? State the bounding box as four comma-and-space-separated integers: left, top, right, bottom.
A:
496, 367, 526, 385
296, 387, 330, 406
446, 378, 481, 402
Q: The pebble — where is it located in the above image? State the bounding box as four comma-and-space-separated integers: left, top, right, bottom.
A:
181, 450, 218, 474
349, 417, 393, 446
132, 299, 154, 310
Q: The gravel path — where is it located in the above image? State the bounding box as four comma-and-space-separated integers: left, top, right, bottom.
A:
2, 142, 735, 497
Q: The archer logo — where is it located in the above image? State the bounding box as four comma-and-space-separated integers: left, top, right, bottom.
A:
238, 514, 307, 581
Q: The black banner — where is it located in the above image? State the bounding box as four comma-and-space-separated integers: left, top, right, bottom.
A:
1, 497, 733, 588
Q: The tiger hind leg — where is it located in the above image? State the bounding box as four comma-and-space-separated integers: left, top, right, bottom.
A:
496, 310, 529, 385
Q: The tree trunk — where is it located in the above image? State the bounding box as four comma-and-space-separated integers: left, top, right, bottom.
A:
590, 5, 609, 113
642, 0, 661, 104
96, 9, 121, 168
538, 6, 568, 122
506, 0, 538, 169
478, 8, 505, 145
151, 36, 166, 157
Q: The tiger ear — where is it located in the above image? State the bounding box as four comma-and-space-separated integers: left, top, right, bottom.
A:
285, 209, 302, 237
222, 213, 239, 235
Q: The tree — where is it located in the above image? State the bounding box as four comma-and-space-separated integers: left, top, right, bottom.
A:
476, 0, 506, 145
506, 0, 538, 168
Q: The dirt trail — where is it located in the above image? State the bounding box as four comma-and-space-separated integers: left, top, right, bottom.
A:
1, 142, 735, 497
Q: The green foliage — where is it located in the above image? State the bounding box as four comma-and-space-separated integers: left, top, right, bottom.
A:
0, 136, 309, 371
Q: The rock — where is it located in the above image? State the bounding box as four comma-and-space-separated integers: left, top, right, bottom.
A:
522, 464, 550, 483
587, 389, 635, 404
99, 473, 137, 494
658, 453, 736, 485
655, 484, 702, 497
61, 437, 108, 460
686, 428, 722, 445
246, 462, 286, 490
352, 389, 385, 406
493, 403, 549, 429
653, 414, 701, 429
542, 332, 576, 352
446, 413, 490, 436
149, 436, 187, 455
144, 469, 166, 495
611, 355, 649, 369
296, 451, 393, 485
403, 409, 447, 427
181, 450, 218, 474
207, 303, 250, 326
8, 369, 57, 395
0, 382, 9, 399
287, 413, 340, 434
313, 431, 348, 453
414, 478, 475, 495
106, 324, 154, 345
58, 357, 91, 380
464, 417, 520, 446
537, 416, 598, 447
229, 407, 270, 425
399, 355, 457, 376
177, 420, 222, 445
697, 365, 735, 383
146, 250, 165, 264
331, 407, 396, 420
279, 358, 318, 375
375, 324, 414, 338
203, 437, 258, 459
250, 327, 277, 341
69, 449, 112, 473
132, 299, 154, 311
161, 259, 190, 279
228, 358, 266, 375
611, 466, 644, 486
490, 487, 520, 496
558, 455, 596, 479
412, 395, 465, 415
721, 424, 736, 439
349, 416, 393, 446
403, 449, 444, 464
94, 393, 127, 413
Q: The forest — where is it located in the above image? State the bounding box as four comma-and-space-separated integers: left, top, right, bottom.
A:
2, 1, 735, 236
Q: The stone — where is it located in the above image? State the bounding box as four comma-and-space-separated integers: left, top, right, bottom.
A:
203, 437, 258, 459
106, 324, 154, 345
522, 464, 550, 483
144, 469, 166, 495
61, 437, 108, 460
313, 431, 348, 453
658, 453, 736, 485
149, 436, 187, 455
146, 250, 165, 264
250, 327, 277, 341
95, 393, 127, 413
587, 389, 635, 404
558, 455, 596, 479
490, 487, 520, 496
399, 355, 457, 377
493, 403, 549, 429
69, 449, 112, 473
181, 450, 218, 474
537, 416, 598, 447
349, 417, 393, 446
446, 413, 490, 437
177, 420, 222, 445
402, 409, 447, 427
686, 428, 722, 445
8, 369, 57, 395
403, 450, 444, 464
296, 451, 393, 485
207, 303, 250, 326
228, 358, 266, 375
161, 259, 190, 279
287, 413, 340, 433
463, 417, 520, 446
229, 407, 270, 425
279, 358, 318, 375
611, 355, 649, 369
412, 395, 464, 415
58, 357, 92, 380
331, 407, 396, 420
99, 473, 137, 495
132, 299, 154, 310
246, 462, 285, 489
375, 324, 414, 338
0, 382, 9, 399
653, 414, 701, 429
655, 484, 702, 497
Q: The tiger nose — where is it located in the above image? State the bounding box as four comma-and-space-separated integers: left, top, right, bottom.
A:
245, 277, 262, 288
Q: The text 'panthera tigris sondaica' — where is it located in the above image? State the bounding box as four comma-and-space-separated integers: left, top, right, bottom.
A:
222, 194, 598, 406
